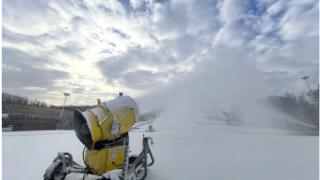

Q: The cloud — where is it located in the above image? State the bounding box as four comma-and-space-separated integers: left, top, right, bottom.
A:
2, 47, 70, 96
2, 0, 318, 105
110, 27, 131, 39
130, 0, 145, 9
3, 0, 65, 36
122, 70, 167, 89
97, 46, 178, 89
150, 0, 220, 40
277, 0, 318, 41
255, 36, 319, 92
55, 41, 85, 58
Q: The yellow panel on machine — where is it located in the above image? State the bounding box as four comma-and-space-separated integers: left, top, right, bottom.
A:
73, 95, 139, 175
85, 145, 126, 174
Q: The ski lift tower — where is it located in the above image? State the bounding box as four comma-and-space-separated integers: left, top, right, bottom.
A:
60, 92, 71, 119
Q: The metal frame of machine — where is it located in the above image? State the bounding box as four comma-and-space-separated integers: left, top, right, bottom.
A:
44, 136, 154, 180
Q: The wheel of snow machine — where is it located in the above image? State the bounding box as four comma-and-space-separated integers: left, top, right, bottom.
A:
129, 155, 138, 164
44, 160, 65, 180
128, 155, 146, 180
134, 162, 147, 180
44, 152, 77, 180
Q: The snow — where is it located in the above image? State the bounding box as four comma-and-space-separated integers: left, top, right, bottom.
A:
3, 115, 319, 180
3, 131, 84, 180
103, 95, 139, 118
145, 112, 318, 180
146, 129, 318, 180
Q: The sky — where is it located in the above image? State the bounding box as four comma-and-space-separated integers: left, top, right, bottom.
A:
2, 0, 319, 105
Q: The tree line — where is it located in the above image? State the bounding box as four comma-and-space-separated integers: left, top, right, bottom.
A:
2, 92, 48, 107
268, 88, 319, 128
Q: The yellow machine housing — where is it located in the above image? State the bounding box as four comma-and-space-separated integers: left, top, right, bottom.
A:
85, 145, 126, 174
73, 95, 138, 175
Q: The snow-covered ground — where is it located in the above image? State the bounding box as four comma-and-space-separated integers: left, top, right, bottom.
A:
3, 114, 318, 180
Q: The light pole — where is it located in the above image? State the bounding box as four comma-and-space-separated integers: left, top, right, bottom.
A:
301, 76, 317, 105
60, 92, 71, 118
302, 76, 312, 93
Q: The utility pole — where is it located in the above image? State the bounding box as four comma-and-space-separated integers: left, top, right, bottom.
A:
60, 92, 71, 119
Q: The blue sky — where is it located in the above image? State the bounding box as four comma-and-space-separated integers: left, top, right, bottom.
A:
2, 0, 319, 105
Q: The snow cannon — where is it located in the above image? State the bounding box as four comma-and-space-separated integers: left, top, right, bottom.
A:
73, 95, 139, 174
44, 94, 154, 180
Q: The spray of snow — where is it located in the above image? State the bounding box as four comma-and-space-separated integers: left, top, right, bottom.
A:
137, 47, 314, 132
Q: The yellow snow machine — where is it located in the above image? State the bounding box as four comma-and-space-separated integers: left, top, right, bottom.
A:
44, 94, 154, 180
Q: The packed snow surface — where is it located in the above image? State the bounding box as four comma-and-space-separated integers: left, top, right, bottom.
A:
3, 115, 318, 180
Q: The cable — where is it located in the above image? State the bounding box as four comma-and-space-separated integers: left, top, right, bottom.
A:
82, 146, 87, 167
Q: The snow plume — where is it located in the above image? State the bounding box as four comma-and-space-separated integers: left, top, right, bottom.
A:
137, 47, 314, 132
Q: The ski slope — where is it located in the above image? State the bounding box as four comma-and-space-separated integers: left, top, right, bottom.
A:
3, 114, 318, 180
